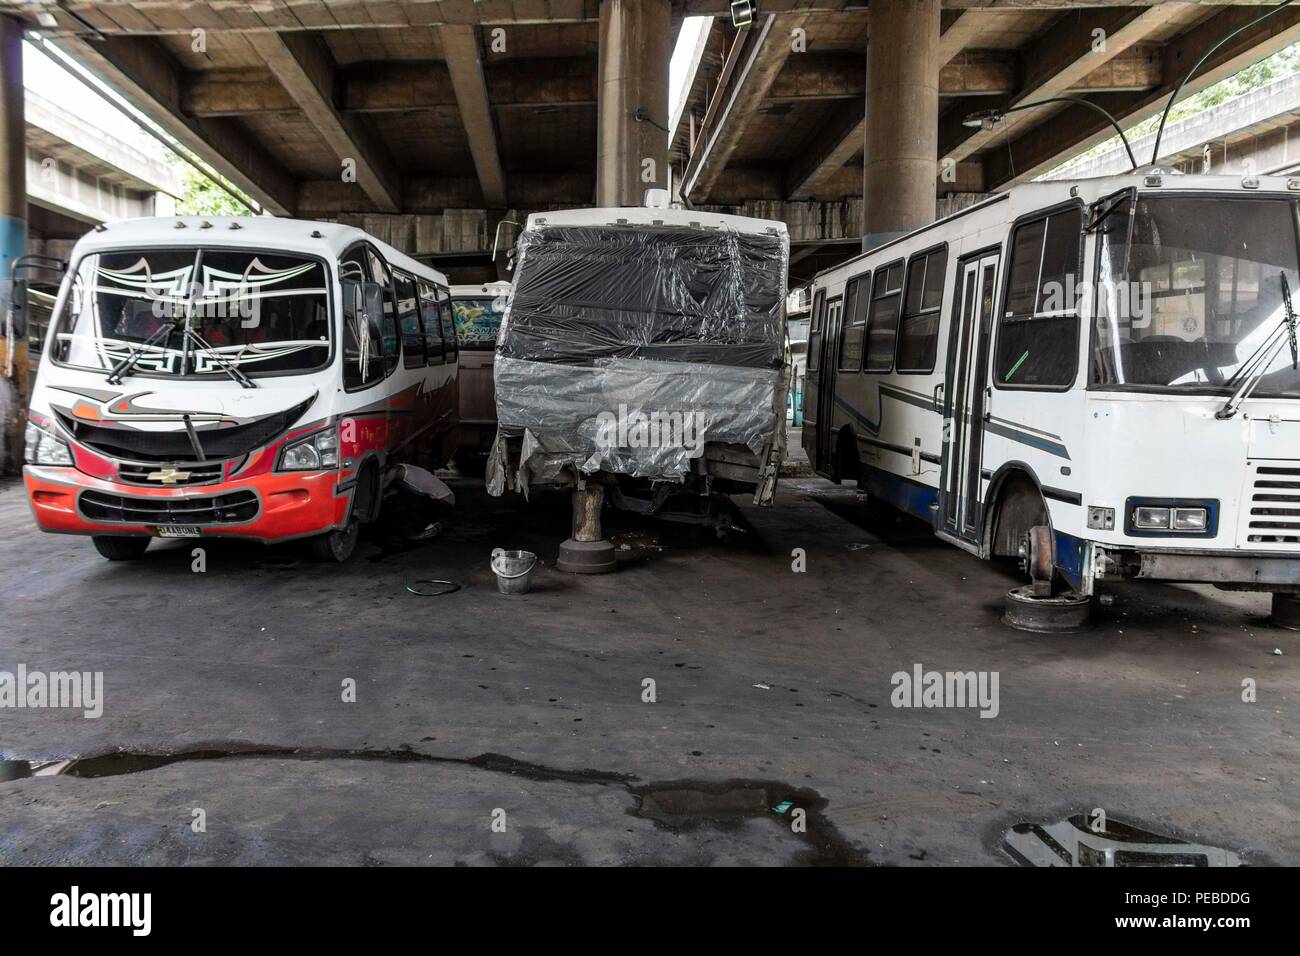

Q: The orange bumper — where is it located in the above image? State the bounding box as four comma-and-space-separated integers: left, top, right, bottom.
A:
24, 465, 351, 543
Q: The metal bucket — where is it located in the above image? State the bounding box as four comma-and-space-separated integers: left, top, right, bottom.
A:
491, 548, 537, 595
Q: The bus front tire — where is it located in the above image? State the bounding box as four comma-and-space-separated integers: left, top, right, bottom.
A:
92, 535, 151, 561
308, 520, 359, 563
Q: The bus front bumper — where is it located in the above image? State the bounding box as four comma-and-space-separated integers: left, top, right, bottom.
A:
1113, 547, 1300, 591
23, 466, 351, 544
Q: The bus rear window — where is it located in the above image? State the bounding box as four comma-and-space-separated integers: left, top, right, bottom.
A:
453, 296, 508, 350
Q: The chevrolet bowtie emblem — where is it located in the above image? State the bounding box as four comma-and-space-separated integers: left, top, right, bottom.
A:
146, 467, 191, 485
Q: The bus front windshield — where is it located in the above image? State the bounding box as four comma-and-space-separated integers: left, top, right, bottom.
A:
52, 248, 330, 378
1092, 195, 1300, 397
453, 295, 507, 350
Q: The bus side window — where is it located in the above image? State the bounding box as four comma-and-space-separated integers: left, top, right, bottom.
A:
438, 287, 457, 362
394, 271, 425, 368
995, 207, 1083, 389
838, 275, 870, 371
365, 248, 400, 374
807, 289, 825, 372
897, 245, 948, 373
419, 280, 444, 364
342, 280, 383, 390
863, 261, 904, 372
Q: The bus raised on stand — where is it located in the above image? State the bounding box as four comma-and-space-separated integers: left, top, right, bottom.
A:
22, 217, 458, 563
488, 202, 789, 573
803, 169, 1300, 629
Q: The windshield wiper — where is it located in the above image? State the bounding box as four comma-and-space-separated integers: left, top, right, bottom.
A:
105, 320, 257, 388
181, 325, 256, 389
105, 319, 178, 384
1284, 272, 1299, 371
1217, 273, 1298, 419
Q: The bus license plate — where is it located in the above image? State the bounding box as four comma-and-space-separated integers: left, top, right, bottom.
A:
155, 525, 200, 538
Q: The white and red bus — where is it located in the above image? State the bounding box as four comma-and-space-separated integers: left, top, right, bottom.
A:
22, 216, 457, 562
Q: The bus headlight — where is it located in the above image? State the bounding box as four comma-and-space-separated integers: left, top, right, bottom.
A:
24, 421, 74, 466
279, 427, 339, 471
1133, 506, 1170, 530
1126, 499, 1216, 536
1172, 507, 1209, 531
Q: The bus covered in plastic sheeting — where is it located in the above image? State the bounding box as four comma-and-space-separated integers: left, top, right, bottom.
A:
486, 207, 790, 511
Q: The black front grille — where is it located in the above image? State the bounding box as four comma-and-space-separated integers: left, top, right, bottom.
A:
1248, 466, 1300, 543
80, 489, 259, 526
59, 397, 313, 463
118, 462, 226, 487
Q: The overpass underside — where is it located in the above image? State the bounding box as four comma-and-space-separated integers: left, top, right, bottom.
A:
0, 1, 1294, 286
676, 1, 1300, 281
2, 0, 683, 281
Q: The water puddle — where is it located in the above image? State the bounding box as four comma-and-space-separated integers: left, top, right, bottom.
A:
38, 745, 638, 782
1004, 814, 1243, 867
6, 746, 870, 865
630, 779, 871, 866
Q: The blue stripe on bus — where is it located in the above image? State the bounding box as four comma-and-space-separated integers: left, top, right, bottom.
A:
863, 463, 1090, 589
834, 393, 880, 434
832, 391, 1070, 460
859, 464, 940, 525
982, 420, 1072, 460
1053, 529, 1088, 591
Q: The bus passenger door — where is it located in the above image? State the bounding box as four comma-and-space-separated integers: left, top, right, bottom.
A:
939, 252, 999, 547
813, 296, 843, 472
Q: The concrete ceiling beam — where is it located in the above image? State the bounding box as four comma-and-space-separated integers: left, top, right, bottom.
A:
49, 33, 297, 215
683, 12, 810, 202
437, 25, 508, 209
245, 30, 402, 212
982, 4, 1300, 189
939, 6, 1176, 166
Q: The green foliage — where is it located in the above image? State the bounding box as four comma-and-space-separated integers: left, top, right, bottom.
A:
1130, 41, 1300, 137
173, 163, 252, 217
1052, 40, 1300, 172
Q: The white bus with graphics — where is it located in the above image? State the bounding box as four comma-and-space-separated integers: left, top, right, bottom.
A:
22, 216, 458, 562
803, 169, 1300, 625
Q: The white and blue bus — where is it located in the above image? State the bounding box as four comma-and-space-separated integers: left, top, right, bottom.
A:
803, 169, 1300, 620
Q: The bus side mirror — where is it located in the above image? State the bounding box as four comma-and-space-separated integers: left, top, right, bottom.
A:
362, 282, 384, 326
341, 278, 361, 319
9, 278, 27, 338
342, 279, 382, 326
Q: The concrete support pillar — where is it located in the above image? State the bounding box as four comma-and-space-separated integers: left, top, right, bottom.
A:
0, 17, 25, 474
863, 0, 940, 247
596, 0, 671, 208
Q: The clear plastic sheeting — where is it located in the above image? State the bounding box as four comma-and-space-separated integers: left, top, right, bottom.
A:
487, 219, 789, 496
